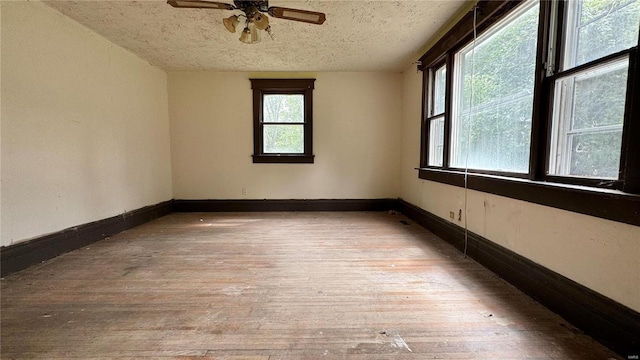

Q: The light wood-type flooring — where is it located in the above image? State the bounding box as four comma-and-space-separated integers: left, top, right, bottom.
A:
1, 212, 621, 359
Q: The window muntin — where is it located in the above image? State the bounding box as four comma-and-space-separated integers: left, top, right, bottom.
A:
563, 0, 640, 70
450, 0, 539, 173
250, 79, 314, 163
549, 57, 628, 178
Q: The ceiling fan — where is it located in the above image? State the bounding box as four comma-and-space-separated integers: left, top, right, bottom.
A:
167, 0, 326, 44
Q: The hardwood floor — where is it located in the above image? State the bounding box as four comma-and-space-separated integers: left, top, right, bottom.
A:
1, 212, 621, 359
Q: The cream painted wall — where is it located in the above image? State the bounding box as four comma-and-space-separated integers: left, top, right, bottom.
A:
169, 72, 402, 200
1, 2, 173, 246
399, 68, 640, 312
4, 0, 636, 320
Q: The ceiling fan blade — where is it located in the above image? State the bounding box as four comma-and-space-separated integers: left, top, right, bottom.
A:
268, 7, 326, 25
167, 0, 235, 10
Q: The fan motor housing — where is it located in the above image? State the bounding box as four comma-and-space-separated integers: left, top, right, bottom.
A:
234, 0, 269, 13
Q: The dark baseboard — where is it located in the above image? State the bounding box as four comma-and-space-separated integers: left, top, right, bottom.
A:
397, 199, 640, 358
0, 200, 173, 277
2, 196, 637, 357
173, 199, 399, 212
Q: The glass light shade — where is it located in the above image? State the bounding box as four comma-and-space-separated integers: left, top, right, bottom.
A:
252, 13, 269, 30
223, 15, 239, 33
239, 27, 252, 44
249, 22, 261, 43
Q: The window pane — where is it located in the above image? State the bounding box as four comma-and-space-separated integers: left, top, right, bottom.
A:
428, 116, 445, 166
450, 0, 539, 173
263, 95, 304, 123
564, 0, 640, 69
549, 57, 628, 179
433, 65, 446, 115
566, 131, 623, 178
263, 125, 304, 153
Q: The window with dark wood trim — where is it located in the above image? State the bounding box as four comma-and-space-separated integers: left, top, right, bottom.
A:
251, 79, 315, 163
417, 0, 640, 227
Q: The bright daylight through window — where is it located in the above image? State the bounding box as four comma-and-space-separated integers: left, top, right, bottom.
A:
263, 94, 305, 154
427, 64, 447, 167
251, 79, 315, 163
548, 0, 640, 179
450, 0, 539, 172
417, 0, 640, 224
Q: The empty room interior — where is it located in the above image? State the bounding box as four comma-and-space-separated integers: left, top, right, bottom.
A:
1, 0, 639, 358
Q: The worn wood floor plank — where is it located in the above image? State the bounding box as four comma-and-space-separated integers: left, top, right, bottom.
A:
1, 212, 620, 359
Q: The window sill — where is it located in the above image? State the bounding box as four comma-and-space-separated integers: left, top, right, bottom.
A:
417, 168, 640, 227
253, 154, 315, 164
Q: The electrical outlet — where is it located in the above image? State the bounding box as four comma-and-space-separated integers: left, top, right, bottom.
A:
449, 211, 455, 220
242, 187, 247, 195
458, 209, 462, 221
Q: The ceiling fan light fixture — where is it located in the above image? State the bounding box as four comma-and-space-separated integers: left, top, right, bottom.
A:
249, 22, 261, 43
251, 12, 269, 30
167, 0, 326, 44
265, 25, 275, 40
239, 27, 253, 44
223, 15, 239, 33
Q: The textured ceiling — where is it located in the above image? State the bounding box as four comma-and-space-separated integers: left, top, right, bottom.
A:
44, 0, 467, 72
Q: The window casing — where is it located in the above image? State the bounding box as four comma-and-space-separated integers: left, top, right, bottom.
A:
251, 79, 315, 163
417, 0, 640, 226
425, 63, 447, 167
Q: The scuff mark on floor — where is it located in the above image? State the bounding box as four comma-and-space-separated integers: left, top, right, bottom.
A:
220, 285, 252, 296
481, 310, 514, 326
391, 333, 412, 352
378, 330, 412, 352
350, 329, 414, 354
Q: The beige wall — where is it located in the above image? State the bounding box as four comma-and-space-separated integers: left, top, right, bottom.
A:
169, 71, 402, 200
1, 2, 173, 246
4, 0, 637, 318
399, 68, 640, 312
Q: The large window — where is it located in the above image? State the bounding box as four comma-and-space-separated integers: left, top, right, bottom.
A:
548, 58, 628, 179
251, 79, 315, 163
548, 0, 640, 179
450, 1, 539, 173
418, 0, 640, 226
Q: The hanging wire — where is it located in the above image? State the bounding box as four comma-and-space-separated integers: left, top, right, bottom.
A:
463, 5, 479, 258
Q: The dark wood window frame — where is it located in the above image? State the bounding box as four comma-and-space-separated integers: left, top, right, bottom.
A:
417, 0, 640, 227
422, 61, 448, 168
251, 79, 315, 164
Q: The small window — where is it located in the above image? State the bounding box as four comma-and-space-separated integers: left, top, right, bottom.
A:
425, 63, 447, 167
251, 79, 315, 163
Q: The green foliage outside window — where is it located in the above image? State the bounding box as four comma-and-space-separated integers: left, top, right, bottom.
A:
263, 95, 305, 154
